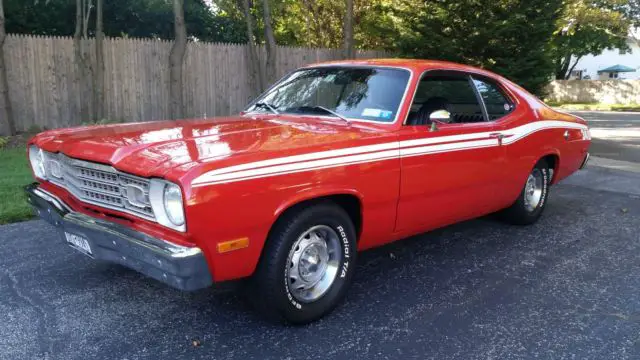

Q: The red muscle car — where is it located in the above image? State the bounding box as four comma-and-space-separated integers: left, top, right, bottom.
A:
25, 59, 591, 324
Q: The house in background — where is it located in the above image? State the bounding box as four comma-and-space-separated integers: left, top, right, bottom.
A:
568, 33, 640, 80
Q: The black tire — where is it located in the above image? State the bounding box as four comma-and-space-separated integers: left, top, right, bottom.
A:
501, 160, 551, 225
249, 201, 357, 324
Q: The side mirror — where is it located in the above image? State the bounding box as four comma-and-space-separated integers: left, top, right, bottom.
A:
429, 109, 451, 123
428, 110, 450, 132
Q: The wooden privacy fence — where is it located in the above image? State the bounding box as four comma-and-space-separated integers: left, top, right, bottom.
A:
1, 35, 388, 134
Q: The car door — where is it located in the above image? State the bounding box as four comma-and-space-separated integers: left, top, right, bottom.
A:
395, 70, 507, 233
470, 74, 528, 208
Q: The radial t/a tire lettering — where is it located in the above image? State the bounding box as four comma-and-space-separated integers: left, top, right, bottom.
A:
249, 201, 357, 324
501, 159, 550, 225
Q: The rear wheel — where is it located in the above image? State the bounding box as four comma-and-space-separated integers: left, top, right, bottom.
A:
249, 202, 357, 324
501, 160, 550, 225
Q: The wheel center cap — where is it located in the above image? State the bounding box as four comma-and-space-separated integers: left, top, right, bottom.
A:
299, 243, 329, 283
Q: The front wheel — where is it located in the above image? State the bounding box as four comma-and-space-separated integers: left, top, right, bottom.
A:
500, 160, 550, 225
249, 202, 357, 324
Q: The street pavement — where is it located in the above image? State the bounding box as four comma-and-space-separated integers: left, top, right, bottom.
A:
1, 111, 639, 360
571, 111, 640, 163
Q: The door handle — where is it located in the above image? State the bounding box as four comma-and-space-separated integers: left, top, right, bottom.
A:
490, 132, 505, 145
490, 132, 504, 144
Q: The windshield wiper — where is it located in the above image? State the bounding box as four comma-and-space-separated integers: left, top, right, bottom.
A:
301, 105, 350, 125
252, 102, 280, 114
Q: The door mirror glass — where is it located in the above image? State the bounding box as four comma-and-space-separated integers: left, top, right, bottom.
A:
429, 109, 451, 123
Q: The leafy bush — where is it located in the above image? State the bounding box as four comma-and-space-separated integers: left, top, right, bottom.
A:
611, 105, 640, 112
0, 136, 8, 150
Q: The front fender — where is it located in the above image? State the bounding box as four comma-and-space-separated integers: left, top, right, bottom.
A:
273, 187, 364, 219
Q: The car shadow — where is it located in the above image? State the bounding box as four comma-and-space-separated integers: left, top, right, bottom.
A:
54, 212, 533, 325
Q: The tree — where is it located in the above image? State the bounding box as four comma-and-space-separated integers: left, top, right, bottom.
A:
5, 0, 247, 43
169, 0, 187, 120
0, 0, 15, 135
5, 0, 75, 36
273, 0, 345, 48
267, 0, 401, 50
552, 0, 633, 80
397, 0, 563, 96
74, 0, 93, 122
343, 0, 354, 58
238, 0, 265, 93
262, 0, 277, 84
94, 0, 104, 120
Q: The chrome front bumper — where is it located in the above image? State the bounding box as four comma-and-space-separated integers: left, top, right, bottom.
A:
25, 183, 212, 291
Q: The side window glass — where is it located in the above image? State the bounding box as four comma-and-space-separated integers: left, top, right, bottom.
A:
472, 78, 514, 121
407, 73, 485, 125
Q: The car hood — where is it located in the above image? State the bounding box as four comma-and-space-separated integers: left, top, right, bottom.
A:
31, 115, 394, 182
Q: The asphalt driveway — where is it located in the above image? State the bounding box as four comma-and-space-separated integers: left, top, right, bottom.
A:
1, 164, 639, 360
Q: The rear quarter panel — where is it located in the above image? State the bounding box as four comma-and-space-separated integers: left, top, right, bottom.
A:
499, 79, 590, 184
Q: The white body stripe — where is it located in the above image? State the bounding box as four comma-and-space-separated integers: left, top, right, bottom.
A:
501, 120, 586, 145
202, 149, 400, 184
398, 131, 493, 148
400, 138, 498, 157
192, 121, 588, 187
205, 141, 399, 176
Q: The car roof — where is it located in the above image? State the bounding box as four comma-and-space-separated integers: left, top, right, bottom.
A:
306, 58, 503, 80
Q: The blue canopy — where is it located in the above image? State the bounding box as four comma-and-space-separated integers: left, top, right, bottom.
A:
597, 64, 636, 73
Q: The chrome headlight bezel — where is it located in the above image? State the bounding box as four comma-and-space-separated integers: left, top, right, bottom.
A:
28, 145, 47, 180
149, 179, 186, 232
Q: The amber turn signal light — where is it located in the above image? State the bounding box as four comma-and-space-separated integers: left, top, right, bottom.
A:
217, 237, 250, 253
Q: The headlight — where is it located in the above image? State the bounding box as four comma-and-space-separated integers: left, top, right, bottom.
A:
163, 184, 185, 226
149, 179, 186, 232
28, 145, 47, 179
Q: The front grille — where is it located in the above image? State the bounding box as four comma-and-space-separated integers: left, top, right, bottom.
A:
41, 152, 155, 221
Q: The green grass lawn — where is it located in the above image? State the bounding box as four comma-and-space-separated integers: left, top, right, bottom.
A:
0, 147, 34, 224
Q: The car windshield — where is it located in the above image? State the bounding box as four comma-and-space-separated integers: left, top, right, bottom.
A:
246, 67, 411, 123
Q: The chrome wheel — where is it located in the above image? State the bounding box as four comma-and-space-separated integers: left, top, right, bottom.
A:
286, 225, 342, 303
524, 169, 544, 212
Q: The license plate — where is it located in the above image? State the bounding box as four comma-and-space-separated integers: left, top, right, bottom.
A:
64, 232, 93, 256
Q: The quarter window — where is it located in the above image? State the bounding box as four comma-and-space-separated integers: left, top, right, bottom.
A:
472, 78, 514, 120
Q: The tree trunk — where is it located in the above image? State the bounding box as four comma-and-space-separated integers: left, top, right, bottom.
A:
82, 0, 93, 38
343, 0, 355, 59
0, 0, 15, 135
74, 0, 92, 123
169, 0, 187, 120
94, 0, 104, 121
566, 56, 583, 80
554, 53, 572, 80
239, 0, 265, 94
262, 0, 277, 85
